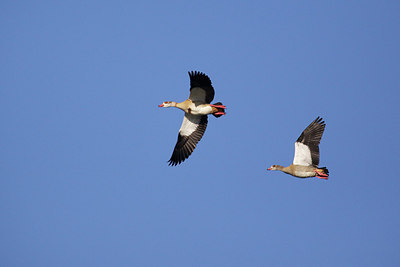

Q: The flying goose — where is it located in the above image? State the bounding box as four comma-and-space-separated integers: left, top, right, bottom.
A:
267, 117, 329, 179
159, 71, 226, 166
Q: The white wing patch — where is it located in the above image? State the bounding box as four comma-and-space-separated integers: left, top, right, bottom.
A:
189, 87, 207, 104
179, 114, 202, 136
293, 142, 313, 166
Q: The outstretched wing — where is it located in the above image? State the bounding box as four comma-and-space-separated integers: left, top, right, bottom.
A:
168, 114, 208, 166
188, 71, 215, 104
293, 117, 326, 167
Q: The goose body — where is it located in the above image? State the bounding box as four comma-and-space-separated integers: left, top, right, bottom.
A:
267, 117, 329, 179
161, 100, 214, 115
159, 71, 226, 166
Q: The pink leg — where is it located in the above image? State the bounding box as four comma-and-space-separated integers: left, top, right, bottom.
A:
210, 104, 227, 109
315, 170, 328, 179
215, 111, 226, 115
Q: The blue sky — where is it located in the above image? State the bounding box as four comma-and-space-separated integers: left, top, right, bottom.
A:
1, 0, 399, 266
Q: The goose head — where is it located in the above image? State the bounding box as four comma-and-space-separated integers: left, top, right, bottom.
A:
158, 101, 176, 108
267, 165, 282, 171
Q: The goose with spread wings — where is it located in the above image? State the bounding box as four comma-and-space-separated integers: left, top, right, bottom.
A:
159, 71, 226, 166
267, 117, 329, 179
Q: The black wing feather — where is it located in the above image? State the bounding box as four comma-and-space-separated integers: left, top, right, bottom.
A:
168, 115, 208, 166
296, 117, 326, 166
188, 71, 215, 103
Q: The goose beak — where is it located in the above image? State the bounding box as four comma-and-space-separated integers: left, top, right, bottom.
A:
267, 167, 272, 170
158, 104, 164, 107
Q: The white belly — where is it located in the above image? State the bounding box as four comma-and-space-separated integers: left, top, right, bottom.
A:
189, 104, 213, 115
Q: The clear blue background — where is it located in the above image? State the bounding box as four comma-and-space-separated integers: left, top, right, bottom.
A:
1, 1, 399, 266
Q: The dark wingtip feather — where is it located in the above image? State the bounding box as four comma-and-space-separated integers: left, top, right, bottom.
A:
315, 116, 325, 126
188, 71, 212, 88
